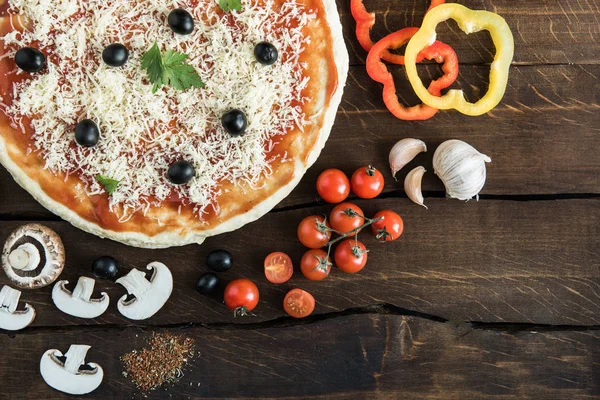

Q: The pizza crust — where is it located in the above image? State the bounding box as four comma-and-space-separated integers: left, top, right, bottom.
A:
0, 1, 348, 248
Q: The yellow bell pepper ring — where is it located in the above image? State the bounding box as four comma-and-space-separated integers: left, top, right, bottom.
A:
404, 4, 514, 116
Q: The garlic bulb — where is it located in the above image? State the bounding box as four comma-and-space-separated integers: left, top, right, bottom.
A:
389, 138, 427, 178
405, 166, 427, 208
433, 140, 491, 200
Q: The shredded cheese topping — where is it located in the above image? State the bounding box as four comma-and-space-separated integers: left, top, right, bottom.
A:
1, 0, 314, 220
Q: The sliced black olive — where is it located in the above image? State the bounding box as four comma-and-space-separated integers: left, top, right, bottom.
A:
92, 256, 119, 279
168, 9, 195, 35
221, 109, 248, 137
15, 47, 46, 73
254, 42, 278, 66
75, 119, 100, 147
168, 160, 195, 185
206, 250, 232, 272
102, 43, 129, 67
196, 272, 220, 295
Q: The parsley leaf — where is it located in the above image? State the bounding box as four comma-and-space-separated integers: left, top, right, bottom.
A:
218, 0, 243, 12
96, 175, 120, 195
141, 42, 205, 93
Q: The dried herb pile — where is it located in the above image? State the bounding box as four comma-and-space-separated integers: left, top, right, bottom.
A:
121, 333, 195, 392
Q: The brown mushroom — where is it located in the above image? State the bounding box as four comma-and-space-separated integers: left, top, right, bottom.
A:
2, 224, 65, 289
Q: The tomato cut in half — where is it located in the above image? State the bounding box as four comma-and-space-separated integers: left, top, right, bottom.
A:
283, 289, 315, 318
264, 252, 294, 284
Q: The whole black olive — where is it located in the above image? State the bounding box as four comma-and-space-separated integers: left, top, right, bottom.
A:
254, 42, 278, 66
206, 250, 232, 272
167, 160, 195, 185
196, 273, 220, 295
102, 43, 129, 67
92, 256, 119, 279
15, 47, 46, 73
75, 119, 100, 147
168, 9, 195, 35
221, 109, 248, 137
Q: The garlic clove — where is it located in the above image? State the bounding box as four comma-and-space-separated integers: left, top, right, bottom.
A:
433, 140, 492, 201
404, 166, 428, 209
389, 138, 427, 178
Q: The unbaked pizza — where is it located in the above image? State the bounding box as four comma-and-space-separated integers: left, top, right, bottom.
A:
0, 0, 348, 248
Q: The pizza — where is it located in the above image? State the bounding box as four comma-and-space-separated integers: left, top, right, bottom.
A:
0, 0, 348, 248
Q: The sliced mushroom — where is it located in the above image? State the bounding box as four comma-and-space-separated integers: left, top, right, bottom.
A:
52, 277, 109, 319
116, 262, 173, 320
0, 285, 36, 330
40, 344, 103, 395
2, 224, 65, 289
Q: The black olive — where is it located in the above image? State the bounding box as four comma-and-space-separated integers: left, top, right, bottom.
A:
92, 256, 119, 279
102, 43, 129, 67
206, 249, 232, 272
75, 119, 100, 147
254, 42, 278, 66
221, 110, 248, 137
168, 160, 195, 185
168, 9, 195, 35
15, 47, 46, 73
196, 272, 220, 295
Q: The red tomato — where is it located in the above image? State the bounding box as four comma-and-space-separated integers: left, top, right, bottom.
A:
316, 169, 350, 204
329, 202, 364, 235
300, 249, 332, 281
371, 210, 404, 242
283, 289, 315, 318
264, 252, 294, 284
351, 166, 384, 199
224, 279, 260, 316
334, 239, 368, 274
297, 215, 331, 249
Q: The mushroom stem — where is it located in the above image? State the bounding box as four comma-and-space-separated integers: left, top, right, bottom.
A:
8, 243, 40, 271
0, 285, 21, 313
71, 277, 95, 302
116, 269, 152, 298
63, 345, 91, 375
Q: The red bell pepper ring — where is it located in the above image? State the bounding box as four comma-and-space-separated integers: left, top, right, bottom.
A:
350, 0, 445, 63
366, 27, 459, 121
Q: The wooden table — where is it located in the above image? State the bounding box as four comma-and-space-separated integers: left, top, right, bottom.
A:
1, 1, 599, 398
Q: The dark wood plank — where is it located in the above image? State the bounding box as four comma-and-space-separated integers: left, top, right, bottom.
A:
337, 0, 600, 65
0, 198, 597, 327
0, 315, 597, 399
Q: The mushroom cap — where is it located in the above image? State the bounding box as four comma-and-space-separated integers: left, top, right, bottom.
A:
2, 224, 65, 289
116, 262, 173, 320
40, 346, 103, 395
52, 278, 110, 319
0, 285, 36, 331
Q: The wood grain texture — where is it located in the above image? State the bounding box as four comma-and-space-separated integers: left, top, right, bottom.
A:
0, 315, 597, 399
0, 198, 597, 327
338, 0, 600, 65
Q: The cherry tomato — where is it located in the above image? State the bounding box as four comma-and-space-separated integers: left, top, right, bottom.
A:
283, 289, 315, 318
264, 252, 293, 284
300, 249, 332, 281
334, 239, 368, 274
351, 165, 384, 199
316, 169, 350, 204
329, 202, 364, 235
371, 210, 404, 242
224, 279, 260, 316
297, 215, 331, 249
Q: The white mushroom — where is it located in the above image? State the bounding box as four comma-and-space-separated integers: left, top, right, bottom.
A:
116, 262, 173, 320
0, 285, 36, 331
2, 224, 65, 289
52, 277, 109, 319
40, 344, 103, 395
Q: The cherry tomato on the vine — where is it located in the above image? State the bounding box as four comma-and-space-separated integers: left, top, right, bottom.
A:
334, 239, 368, 274
351, 165, 384, 199
329, 202, 364, 235
297, 215, 331, 249
300, 249, 332, 281
283, 289, 315, 318
264, 252, 293, 284
224, 279, 260, 316
316, 169, 350, 204
371, 210, 404, 242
